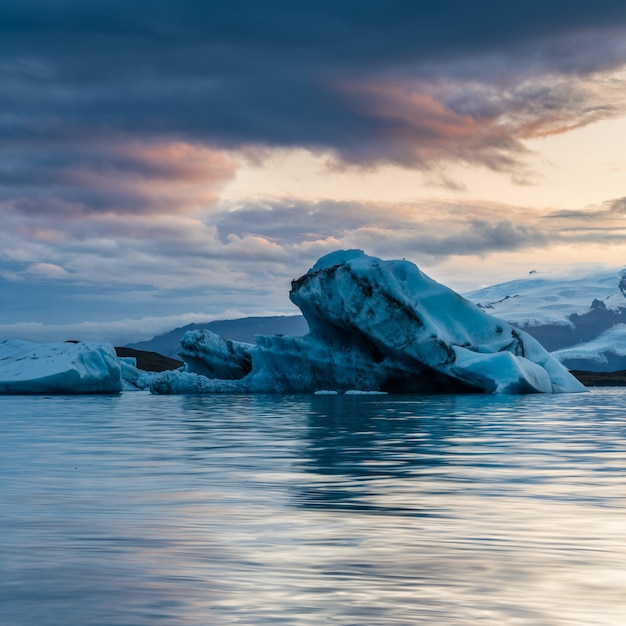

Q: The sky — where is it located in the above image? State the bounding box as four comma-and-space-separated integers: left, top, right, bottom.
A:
1, 1, 626, 344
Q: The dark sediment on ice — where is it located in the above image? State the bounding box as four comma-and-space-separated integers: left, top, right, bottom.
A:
115, 347, 183, 372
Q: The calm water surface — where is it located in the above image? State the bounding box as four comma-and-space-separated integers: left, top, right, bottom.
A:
1, 390, 625, 625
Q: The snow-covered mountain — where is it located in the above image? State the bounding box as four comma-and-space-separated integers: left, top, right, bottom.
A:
464, 268, 626, 371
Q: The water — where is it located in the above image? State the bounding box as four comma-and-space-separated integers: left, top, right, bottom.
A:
1, 390, 625, 625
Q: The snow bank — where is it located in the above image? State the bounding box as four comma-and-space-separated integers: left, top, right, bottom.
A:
0, 340, 123, 394
148, 251, 585, 395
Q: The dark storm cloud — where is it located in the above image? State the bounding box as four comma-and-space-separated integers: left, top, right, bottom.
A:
2, 0, 626, 172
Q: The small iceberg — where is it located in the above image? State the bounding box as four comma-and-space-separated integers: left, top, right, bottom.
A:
0, 340, 123, 394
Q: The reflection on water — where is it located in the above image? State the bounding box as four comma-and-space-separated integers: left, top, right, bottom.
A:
1, 390, 626, 625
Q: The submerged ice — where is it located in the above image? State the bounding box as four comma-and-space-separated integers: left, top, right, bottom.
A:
149, 251, 585, 395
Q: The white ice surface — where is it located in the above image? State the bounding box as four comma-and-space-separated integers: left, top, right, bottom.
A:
0, 340, 122, 394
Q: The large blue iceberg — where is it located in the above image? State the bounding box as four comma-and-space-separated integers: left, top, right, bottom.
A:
149, 250, 585, 395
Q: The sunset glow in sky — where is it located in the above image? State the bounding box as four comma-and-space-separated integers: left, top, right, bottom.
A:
1, 1, 626, 343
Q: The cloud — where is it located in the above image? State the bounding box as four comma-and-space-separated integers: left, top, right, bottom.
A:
1, 1, 626, 178
544, 197, 626, 242
548, 196, 626, 221
1, 189, 625, 340
0, 140, 237, 218
440, 70, 626, 140
2, 3, 626, 341
0, 195, 552, 325
2, 191, 621, 301
331, 82, 528, 171
25, 262, 70, 279
213, 194, 626, 268
214, 198, 550, 256
0, 313, 253, 345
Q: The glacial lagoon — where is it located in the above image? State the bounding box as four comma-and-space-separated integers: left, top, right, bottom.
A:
1, 389, 626, 625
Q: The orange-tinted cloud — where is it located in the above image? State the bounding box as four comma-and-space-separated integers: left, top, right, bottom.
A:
0, 140, 237, 219
336, 80, 525, 170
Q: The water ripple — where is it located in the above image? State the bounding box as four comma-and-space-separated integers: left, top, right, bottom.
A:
1, 390, 625, 624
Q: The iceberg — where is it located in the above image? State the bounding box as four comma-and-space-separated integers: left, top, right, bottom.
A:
148, 250, 586, 395
0, 340, 123, 394
117, 355, 161, 391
